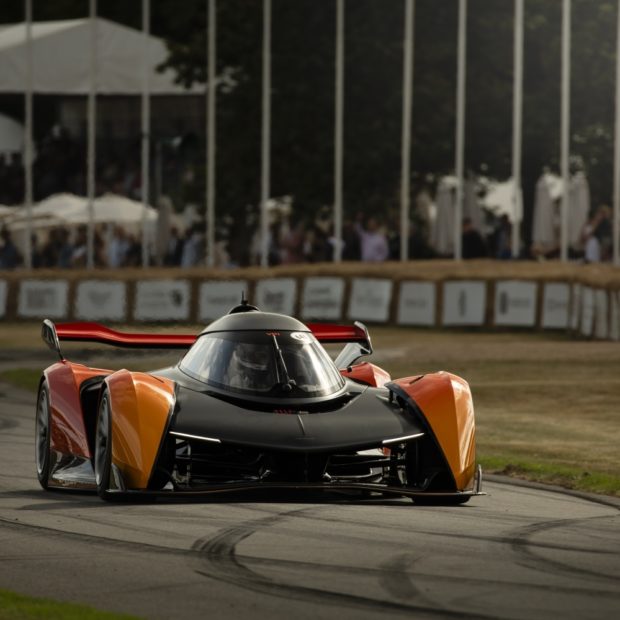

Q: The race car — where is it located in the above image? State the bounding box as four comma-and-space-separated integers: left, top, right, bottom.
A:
35, 298, 482, 503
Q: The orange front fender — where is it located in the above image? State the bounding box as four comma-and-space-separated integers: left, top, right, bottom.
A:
105, 371, 175, 489
392, 372, 476, 491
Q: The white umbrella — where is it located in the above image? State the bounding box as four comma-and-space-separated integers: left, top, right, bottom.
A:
0, 113, 23, 154
568, 171, 590, 247
433, 176, 456, 255
463, 174, 482, 230
532, 172, 557, 247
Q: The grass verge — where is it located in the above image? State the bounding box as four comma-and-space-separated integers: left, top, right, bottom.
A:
0, 588, 138, 620
0, 369, 41, 393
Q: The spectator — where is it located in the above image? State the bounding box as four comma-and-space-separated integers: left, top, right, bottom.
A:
355, 214, 389, 262
0, 228, 21, 269
462, 217, 487, 259
107, 226, 129, 268
165, 226, 184, 266
70, 226, 88, 268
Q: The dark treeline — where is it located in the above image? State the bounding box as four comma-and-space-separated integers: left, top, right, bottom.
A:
1, 0, 618, 244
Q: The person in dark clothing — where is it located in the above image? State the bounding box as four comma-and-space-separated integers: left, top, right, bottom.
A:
461, 217, 487, 259
0, 228, 21, 269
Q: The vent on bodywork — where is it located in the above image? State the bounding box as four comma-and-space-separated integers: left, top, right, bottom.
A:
202, 390, 359, 414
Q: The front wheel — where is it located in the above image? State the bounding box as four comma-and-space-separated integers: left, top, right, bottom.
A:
35, 381, 51, 489
94, 391, 116, 501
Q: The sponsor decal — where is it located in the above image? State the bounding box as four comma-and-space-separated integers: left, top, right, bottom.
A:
134, 280, 190, 321
75, 280, 126, 321
255, 278, 296, 315
542, 282, 570, 329
0, 280, 6, 318
347, 278, 393, 323
594, 289, 609, 340
199, 280, 248, 321
442, 281, 486, 326
301, 277, 344, 320
579, 287, 594, 337
18, 280, 69, 319
397, 281, 436, 326
494, 281, 537, 327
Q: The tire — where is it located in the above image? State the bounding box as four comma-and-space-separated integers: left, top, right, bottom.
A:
94, 390, 116, 501
35, 381, 51, 490
412, 495, 471, 506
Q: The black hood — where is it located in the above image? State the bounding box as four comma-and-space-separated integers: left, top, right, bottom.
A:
170, 381, 424, 454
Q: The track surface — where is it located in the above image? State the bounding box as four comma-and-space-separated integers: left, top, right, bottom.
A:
0, 382, 619, 620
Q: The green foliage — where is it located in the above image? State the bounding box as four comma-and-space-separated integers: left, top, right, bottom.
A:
0, 588, 138, 620
2, 0, 619, 239
0, 369, 41, 393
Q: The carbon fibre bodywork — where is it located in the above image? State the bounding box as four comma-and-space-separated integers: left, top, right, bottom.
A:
35, 310, 483, 503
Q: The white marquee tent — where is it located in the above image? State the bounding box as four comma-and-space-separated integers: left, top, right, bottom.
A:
0, 18, 203, 95
6, 193, 158, 229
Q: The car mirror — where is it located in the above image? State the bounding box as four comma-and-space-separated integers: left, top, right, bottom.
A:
41, 319, 63, 360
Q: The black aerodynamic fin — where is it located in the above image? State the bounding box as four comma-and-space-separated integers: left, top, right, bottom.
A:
228, 291, 259, 314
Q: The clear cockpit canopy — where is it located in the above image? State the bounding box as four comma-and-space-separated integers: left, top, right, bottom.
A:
179, 330, 345, 398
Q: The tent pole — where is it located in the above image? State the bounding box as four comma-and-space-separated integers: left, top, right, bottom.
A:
454, 0, 467, 261
400, 0, 415, 262
206, 0, 217, 268
141, 0, 151, 269
86, 0, 97, 269
260, 0, 272, 268
334, 0, 344, 263
511, 0, 523, 259
24, 0, 33, 270
560, 0, 571, 262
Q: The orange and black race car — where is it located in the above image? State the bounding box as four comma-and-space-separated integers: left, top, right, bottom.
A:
35, 299, 483, 503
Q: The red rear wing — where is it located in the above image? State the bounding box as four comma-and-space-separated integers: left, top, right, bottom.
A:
52, 321, 370, 349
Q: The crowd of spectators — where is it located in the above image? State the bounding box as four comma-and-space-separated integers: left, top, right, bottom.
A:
1, 200, 614, 271
0, 127, 615, 270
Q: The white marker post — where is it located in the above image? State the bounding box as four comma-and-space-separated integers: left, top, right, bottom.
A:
614, 0, 620, 265
454, 0, 467, 261
206, 0, 217, 267
140, 0, 151, 269
560, 0, 571, 262
86, 0, 97, 269
260, 0, 272, 268
333, 0, 345, 263
511, 0, 524, 259
24, 0, 33, 269
400, 0, 415, 262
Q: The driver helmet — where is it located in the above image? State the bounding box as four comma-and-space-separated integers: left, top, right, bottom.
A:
233, 342, 271, 373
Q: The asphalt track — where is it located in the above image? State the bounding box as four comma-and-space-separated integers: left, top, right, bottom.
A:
0, 381, 619, 620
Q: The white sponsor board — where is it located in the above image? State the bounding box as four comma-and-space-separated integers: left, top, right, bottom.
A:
0, 280, 6, 318
134, 280, 190, 321
594, 289, 609, 340
255, 278, 297, 315
199, 280, 247, 321
494, 280, 537, 326
18, 279, 69, 319
570, 283, 582, 330
301, 277, 344, 320
397, 281, 436, 326
442, 280, 486, 326
75, 280, 126, 321
541, 282, 570, 329
579, 286, 595, 337
610, 291, 619, 341
347, 278, 393, 323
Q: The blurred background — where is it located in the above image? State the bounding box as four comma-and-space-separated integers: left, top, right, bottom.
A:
0, 0, 619, 270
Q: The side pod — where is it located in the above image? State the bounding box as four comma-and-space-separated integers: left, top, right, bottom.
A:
389, 372, 476, 491
105, 371, 176, 490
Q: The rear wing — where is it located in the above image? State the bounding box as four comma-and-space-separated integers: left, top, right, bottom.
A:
41, 320, 372, 364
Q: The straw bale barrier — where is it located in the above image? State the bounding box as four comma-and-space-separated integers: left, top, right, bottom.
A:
0, 260, 618, 340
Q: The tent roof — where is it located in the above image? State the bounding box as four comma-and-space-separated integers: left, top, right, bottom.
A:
0, 18, 204, 95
